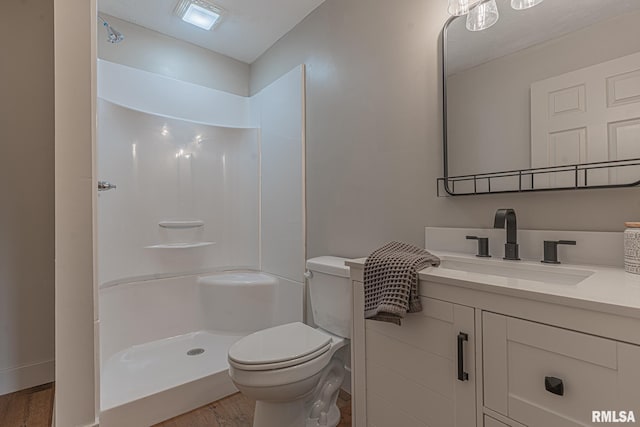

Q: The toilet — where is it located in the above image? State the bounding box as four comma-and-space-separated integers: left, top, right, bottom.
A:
227, 256, 352, 427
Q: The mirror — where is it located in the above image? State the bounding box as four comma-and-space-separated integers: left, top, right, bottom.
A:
442, 0, 640, 195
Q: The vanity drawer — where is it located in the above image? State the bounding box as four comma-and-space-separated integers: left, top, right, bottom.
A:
483, 312, 640, 426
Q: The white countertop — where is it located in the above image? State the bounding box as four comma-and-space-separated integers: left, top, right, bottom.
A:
346, 252, 640, 320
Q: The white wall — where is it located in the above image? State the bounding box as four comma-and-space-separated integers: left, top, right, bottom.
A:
98, 14, 250, 96
252, 66, 306, 283
0, 0, 55, 396
250, 0, 449, 257
447, 10, 640, 176
251, 0, 640, 262
54, 0, 99, 424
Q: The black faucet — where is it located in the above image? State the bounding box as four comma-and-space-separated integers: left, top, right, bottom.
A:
494, 209, 520, 260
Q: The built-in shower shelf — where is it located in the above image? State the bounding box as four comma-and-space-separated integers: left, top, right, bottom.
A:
145, 242, 215, 249
158, 220, 205, 229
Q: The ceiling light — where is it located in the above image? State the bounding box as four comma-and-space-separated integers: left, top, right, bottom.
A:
448, 0, 544, 32
183, 4, 219, 30
175, 0, 224, 31
511, 0, 544, 10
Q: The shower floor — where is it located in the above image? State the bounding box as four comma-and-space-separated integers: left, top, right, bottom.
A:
101, 331, 244, 426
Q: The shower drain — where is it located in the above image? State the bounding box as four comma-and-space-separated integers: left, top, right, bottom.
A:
187, 348, 205, 356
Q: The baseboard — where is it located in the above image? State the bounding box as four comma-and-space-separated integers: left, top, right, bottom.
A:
0, 360, 55, 396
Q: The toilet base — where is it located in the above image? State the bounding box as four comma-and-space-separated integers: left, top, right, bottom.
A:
306, 403, 340, 427
251, 359, 345, 427
253, 399, 305, 427
252, 400, 340, 427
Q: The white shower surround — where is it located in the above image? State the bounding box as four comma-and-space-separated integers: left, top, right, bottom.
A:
97, 60, 306, 425
98, 59, 251, 128
98, 99, 261, 285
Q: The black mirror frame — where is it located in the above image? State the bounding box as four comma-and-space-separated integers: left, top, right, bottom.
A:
439, 16, 640, 196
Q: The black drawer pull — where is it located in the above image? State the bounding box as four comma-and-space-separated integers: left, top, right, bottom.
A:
545, 376, 564, 396
457, 332, 469, 381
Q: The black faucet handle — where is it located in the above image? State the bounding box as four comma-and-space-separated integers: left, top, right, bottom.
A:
466, 236, 491, 258
542, 240, 577, 264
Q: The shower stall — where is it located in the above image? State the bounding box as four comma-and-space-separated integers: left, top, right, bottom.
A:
97, 60, 306, 426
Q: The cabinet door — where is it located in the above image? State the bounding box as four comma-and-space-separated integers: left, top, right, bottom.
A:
483, 312, 640, 426
364, 297, 476, 427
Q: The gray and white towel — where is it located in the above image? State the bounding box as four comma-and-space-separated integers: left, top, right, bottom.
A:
364, 241, 440, 325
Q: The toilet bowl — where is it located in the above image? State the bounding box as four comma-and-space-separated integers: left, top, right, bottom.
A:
229, 322, 347, 427
227, 256, 352, 427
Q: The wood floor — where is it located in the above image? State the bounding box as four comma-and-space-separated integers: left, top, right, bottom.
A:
155, 390, 352, 427
0, 383, 54, 427
0, 383, 350, 427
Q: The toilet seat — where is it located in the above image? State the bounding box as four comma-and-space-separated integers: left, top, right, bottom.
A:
229, 323, 333, 371
229, 343, 331, 371
228, 347, 335, 389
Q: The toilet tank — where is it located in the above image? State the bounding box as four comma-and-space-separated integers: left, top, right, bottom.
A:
306, 256, 352, 339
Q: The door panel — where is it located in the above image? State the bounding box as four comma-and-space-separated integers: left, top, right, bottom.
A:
531, 51, 640, 186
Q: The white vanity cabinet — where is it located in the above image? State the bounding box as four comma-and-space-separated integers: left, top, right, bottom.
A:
348, 260, 640, 427
350, 275, 477, 427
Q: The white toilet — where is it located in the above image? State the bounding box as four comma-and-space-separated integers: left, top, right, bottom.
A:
228, 256, 352, 427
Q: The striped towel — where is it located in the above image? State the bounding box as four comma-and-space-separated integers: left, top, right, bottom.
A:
364, 241, 440, 325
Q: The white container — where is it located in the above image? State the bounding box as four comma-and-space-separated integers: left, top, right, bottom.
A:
624, 222, 640, 274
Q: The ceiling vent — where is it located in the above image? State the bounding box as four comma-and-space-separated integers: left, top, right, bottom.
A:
174, 0, 225, 31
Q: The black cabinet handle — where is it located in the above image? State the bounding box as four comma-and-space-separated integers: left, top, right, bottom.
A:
457, 332, 469, 381
545, 376, 564, 396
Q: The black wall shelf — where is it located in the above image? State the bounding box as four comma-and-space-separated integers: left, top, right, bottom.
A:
438, 158, 640, 197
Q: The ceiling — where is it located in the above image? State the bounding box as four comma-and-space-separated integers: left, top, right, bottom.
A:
98, 0, 326, 63
446, 0, 640, 75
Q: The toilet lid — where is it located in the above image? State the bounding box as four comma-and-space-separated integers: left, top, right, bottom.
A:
228, 322, 332, 367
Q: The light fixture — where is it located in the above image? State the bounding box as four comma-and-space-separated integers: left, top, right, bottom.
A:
466, 0, 499, 31
448, 0, 545, 32
174, 0, 224, 31
511, 0, 544, 10
447, 0, 482, 16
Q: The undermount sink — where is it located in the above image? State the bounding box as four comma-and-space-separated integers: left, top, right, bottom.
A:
432, 256, 594, 286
